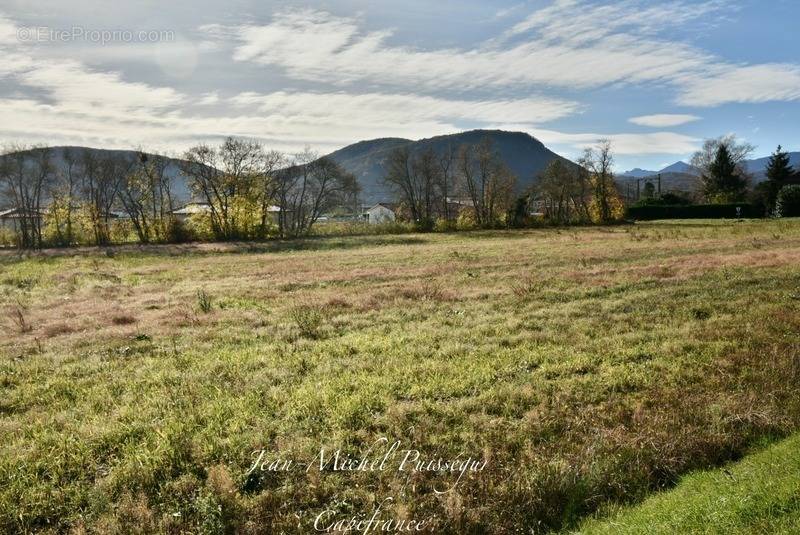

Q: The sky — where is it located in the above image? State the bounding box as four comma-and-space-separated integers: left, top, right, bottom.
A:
0, 0, 798, 172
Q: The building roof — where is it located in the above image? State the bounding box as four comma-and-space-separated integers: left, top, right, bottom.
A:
0, 208, 46, 218
172, 202, 212, 215
366, 203, 398, 212
171, 203, 287, 215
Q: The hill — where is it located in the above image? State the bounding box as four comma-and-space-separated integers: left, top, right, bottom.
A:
745, 151, 800, 179
0, 147, 192, 207
621, 161, 699, 179
327, 129, 574, 204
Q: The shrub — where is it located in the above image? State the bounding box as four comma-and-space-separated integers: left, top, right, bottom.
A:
632, 193, 692, 207
165, 218, 193, 243
0, 228, 15, 247
776, 185, 800, 218
290, 304, 324, 338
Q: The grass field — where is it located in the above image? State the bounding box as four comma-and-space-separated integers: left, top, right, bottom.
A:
1, 220, 800, 533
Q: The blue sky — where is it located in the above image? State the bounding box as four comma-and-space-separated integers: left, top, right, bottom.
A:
0, 0, 798, 172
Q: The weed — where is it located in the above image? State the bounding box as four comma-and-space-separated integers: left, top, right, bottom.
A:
511, 276, 541, 299
7, 300, 32, 333
196, 289, 213, 313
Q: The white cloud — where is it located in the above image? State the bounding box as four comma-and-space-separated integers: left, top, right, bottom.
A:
197, 91, 220, 106
529, 129, 700, 155
20, 60, 184, 112
0, 14, 17, 44
213, 3, 800, 108
677, 64, 800, 106
0, 89, 580, 155
219, 8, 712, 91
494, 3, 525, 19
231, 91, 580, 127
629, 114, 701, 127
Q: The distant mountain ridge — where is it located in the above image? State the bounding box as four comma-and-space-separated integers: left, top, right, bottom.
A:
745, 152, 800, 178
327, 129, 575, 204
621, 161, 699, 178
622, 154, 800, 181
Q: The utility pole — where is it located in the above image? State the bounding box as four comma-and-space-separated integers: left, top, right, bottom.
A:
657, 174, 662, 195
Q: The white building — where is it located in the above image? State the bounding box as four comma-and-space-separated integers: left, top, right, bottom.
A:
364, 203, 397, 224
0, 208, 45, 231
171, 202, 287, 225
171, 202, 212, 223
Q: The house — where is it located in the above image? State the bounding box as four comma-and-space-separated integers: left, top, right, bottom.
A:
364, 203, 397, 224
170, 202, 287, 225
171, 202, 212, 223
263, 205, 285, 225
0, 208, 46, 232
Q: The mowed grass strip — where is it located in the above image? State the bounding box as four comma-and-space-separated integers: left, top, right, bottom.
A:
0, 220, 799, 533
573, 433, 800, 534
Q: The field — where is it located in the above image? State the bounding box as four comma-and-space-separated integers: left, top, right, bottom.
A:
1, 220, 800, 533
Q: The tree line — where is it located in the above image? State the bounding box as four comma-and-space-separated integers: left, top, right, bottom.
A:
383, 137, 626, 229
688, 136, 800, 216
0, 138, 359, 249
536, 135, 800, 223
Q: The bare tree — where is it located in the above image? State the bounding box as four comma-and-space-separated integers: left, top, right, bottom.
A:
384, 146, 424, 224
180, 137, 264, 240
412, 147, 441, 226
578, 140, 622, 223
257, 150, 286, 235
81, 150, 130, 245
119, 152, 175, 243
46, 147, 81, 246
383, 145, 442, 228
438, 143, 456, 221
536, 159, 594, 224
0, 145, 55, 248
457, 138, 516, 227
276, 150, 358, 237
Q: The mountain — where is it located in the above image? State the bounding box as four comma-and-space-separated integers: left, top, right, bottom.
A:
660, 161, 699, 175
620, 168, 659, 179
745, 152, 800, 179
324, 138, 413, 204
621, 161, 698, 178
0, 147, 192, 207
327, 129, 574, 204
622, 153, 800, 183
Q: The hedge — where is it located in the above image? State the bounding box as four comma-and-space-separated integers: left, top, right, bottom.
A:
627, 203, 760, 221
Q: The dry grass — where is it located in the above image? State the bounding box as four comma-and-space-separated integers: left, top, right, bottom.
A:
0, 220, 799, 533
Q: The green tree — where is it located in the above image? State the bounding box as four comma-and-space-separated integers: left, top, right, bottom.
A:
703, 144, 748, 202
691, 135, 753, 203
776, 185, 800, 218
764, 145, 794, 212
